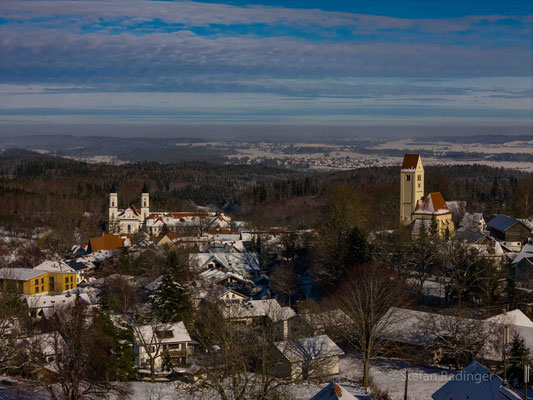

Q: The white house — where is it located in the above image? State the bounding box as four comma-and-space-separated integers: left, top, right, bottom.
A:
133, 322, 193, 371
272, 334, 344, 380
190, 252, 260, 282
25, 292, 91, 319
222, 298, 297, 341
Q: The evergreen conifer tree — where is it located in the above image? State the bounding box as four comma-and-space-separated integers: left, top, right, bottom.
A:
151, 272, 192, 324
507, 333, 530, 387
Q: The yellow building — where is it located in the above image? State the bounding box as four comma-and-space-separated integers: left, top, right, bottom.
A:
400, 154, 425, 225
0, 268, 77, 295
400, 154, 454, 238
411, 192, 455, 238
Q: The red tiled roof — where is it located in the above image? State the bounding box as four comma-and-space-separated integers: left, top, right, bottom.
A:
401, 154, 420, 169
88, 234, 125, 252
414, 192, 451, 215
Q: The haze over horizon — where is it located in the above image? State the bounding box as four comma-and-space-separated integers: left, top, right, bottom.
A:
0, 0, 532, 136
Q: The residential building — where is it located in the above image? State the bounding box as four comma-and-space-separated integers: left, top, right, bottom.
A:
0, 268, 76, 295
222, 298, 297, 341
513, 244, 533, 281
432, 361, 523, 400
134, 322, 194, 371
487, 215, 532, 250
87, 233, 125, 253
272, 334, 344, 380
309, 382, 359, 400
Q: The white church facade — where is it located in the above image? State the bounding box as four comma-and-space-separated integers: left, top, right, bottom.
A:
108, 184, 231, 236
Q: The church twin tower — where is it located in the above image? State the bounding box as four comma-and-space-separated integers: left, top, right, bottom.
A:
108, 184, 150, 234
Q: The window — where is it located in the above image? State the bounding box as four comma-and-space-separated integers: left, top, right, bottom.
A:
406, 175, 411, 181
417, 175, 421, 181
41, 278, 44, 284
70, 276, 73, 283
35, 286, 39, 293
144, 201, 146, 207
65, 284, 69, 290
128, 224, 131, 233
41, 286, 44, 292
65, 277, 68, 283
35, 279, 39, 285
112, 201, 115, 207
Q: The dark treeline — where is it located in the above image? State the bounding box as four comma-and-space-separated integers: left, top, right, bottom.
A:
1, 149, 532, 237
240, 164, 533, 229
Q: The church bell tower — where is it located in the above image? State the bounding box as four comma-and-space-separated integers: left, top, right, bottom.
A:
400, 154, 424, 225
141, 183, 150, 222
109, 183, 118, 232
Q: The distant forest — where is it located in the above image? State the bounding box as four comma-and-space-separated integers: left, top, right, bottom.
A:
0, 149, 532, 242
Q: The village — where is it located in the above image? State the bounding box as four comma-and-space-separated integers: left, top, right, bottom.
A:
1, 154, 533, 400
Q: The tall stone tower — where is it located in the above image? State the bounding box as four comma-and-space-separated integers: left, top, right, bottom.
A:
109, 183, 118, 232
400, 154, 424, 225
141, 183, 150, 222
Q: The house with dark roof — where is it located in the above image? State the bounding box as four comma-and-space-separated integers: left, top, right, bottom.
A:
487, 215, 532, 250
432, 361, 524, 400
456, 229, 493, 245
513, 244, 533, 282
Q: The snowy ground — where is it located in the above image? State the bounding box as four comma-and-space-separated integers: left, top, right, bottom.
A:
1, 355, 452, 400
339, 354, 454, 400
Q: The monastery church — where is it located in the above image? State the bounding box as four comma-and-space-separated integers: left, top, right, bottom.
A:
108, 184, 231, 236
400, 154, 454, 238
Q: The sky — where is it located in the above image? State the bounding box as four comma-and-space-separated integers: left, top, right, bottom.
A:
0, 0, 532, 134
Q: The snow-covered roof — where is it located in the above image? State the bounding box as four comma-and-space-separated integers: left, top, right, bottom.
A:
485, 309, 533, 328
274, 334, 344, 363
411, 219, 431, 235
310, 382, 358, 400
134, 322, 192, 345
146, 211, 231, 229
25, 293, 91, 310
432, 361, 523, 400
190, 252, 260, 278
34, 260, 75, 273
413, 192, 451, 215
223, 299, 296, 322
456, 229, 487, 244
0, 268, 47, 281
512, 244, 533, 266
300, 309, 351, 331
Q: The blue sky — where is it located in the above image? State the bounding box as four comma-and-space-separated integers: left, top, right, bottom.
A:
0, 0, 531, 129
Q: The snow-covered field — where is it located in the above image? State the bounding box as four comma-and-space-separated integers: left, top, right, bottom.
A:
339, 354, 454, 400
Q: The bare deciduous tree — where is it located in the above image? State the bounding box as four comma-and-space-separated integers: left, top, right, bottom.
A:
418, 309, 496, 369
269, 262, 299, 307
325, 264, 410, 389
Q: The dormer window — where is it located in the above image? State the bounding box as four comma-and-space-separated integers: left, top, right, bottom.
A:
406, 175, 411, 181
